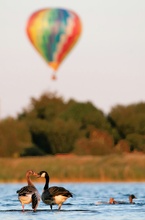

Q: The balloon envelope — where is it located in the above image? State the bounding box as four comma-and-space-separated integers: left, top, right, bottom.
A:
26, 8, 82, 77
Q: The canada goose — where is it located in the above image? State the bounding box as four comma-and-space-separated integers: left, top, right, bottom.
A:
16, 170, 40, 211
37, 171, 73, 210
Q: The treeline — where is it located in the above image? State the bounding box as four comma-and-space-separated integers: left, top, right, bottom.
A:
0, 92, 145, 157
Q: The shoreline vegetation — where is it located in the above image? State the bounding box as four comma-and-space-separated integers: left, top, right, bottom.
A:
0, 153, 145, 183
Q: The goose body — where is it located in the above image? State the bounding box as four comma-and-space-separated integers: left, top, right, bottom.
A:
17, 170, 40, 211
37, 171, 73, 210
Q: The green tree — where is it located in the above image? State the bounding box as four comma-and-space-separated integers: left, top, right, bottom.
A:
18, 92, 66, 121
61, 101, 110, 129
108, 102, 145, 153
126, 133, 145, 152
47, 118, 79, 154
108, 103, 145, 137
0, 117, 33, 157
18, 93, 116, 155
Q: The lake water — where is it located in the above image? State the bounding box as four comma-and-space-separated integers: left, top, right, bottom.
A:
0, 182, 145, 220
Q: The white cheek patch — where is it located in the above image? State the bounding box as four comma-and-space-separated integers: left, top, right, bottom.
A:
41, 173, 46, 178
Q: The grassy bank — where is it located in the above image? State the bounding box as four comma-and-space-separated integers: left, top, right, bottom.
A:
0, 153, 145, 182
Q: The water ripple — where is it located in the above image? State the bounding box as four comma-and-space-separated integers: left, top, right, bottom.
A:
0, 183, 145, 220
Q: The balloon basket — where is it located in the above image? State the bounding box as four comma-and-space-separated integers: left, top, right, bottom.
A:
51, 74, 57, 80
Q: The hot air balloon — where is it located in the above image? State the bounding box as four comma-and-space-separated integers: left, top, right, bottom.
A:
26, 8, 82, 80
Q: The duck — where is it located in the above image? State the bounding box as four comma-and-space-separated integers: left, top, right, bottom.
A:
16, 170, 40, 212
37, 170, 73, 210
129, 194, 137, 204
109, 197, 118, 204
96, 197, 119, 205
109, 194, 137, 204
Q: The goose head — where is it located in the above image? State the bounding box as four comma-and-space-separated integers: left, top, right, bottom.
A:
26, 170, 38, 177
37, 171, 49, 178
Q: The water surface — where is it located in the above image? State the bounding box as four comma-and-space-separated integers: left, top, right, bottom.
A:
0, 182, 145, 220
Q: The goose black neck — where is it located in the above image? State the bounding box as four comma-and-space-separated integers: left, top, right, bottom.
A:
44, 175, 49, 190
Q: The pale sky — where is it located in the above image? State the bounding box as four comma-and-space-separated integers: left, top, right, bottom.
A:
0, 0, 145, 119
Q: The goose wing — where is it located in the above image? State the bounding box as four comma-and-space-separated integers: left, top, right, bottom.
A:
49, 186, 73, 197
17, 185, 37, 196
32, 192, 40, 210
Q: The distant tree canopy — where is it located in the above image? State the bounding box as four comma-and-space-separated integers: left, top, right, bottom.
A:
0, 92, 145, 157
108, 103, 145, 152
18, 93, 114, 156
0, 117, 33, 157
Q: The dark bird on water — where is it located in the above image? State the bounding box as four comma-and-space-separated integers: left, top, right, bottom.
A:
109, 194, 137, 204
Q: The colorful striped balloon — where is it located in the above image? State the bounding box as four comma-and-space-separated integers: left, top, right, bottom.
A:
26, 8, 82, 79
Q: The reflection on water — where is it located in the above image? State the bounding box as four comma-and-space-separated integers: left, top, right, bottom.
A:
0, 182, 145, 220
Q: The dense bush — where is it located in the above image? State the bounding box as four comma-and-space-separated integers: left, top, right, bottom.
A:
0, 117, 33, 157
74, 129, 114, 155
115, 139, 130, 153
